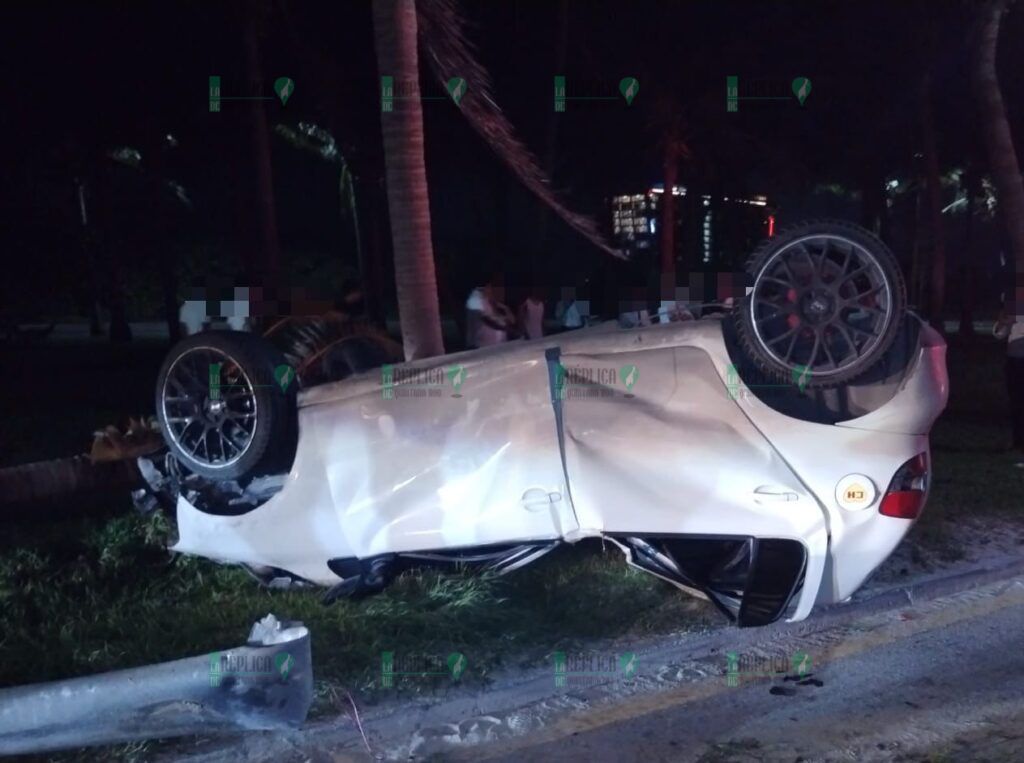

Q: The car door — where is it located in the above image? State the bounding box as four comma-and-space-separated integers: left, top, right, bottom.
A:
304, 342, 578, 558
557, 344, 829, 617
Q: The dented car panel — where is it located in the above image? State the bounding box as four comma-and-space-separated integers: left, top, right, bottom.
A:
559, 341, 830, 622
168, 317, 947, 625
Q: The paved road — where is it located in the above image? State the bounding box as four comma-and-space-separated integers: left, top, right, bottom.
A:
159, 572, 1024, 763
467, 581, 1024, 762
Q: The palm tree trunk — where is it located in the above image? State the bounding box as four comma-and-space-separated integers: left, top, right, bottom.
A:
243, 12, 281, 285
0, 457, 141, 515
959, 165, 979, 335
372, 0, 445, 360
921, 72, 947, 330
973, 0, 1024, 295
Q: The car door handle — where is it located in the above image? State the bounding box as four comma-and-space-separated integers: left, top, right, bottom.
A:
521, 488, 562, 512
753, 486, 799, 504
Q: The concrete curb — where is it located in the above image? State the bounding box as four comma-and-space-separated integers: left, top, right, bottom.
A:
816, 553, 1024, 626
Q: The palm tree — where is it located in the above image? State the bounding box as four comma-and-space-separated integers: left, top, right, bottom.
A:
973, 0, 1024, 291
921, 70, 947, 328
242, 7, 281, 286
416, 0, 620, 259
650, 93, 692, 279
372, 0, 445, 360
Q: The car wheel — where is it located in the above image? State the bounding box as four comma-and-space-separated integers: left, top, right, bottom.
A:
155, 331, 296, 481
731, 220, 907, 388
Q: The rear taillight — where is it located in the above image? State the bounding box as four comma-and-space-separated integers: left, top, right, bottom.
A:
879, 452, 929, 519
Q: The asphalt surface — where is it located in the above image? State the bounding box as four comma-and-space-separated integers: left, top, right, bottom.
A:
464, 580, 1024, 762
157, 566, 1024, 763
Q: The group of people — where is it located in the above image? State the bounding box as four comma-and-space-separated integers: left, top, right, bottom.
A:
465, 281, 546, 349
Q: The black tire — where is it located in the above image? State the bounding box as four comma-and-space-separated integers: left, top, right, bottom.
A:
731, 220, 907, 388
155, 331, 296, 481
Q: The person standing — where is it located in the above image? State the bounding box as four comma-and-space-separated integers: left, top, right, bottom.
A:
517, 290, 545, 340
465, 278, 515, 349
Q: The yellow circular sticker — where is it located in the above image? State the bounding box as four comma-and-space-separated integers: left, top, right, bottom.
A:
835, 474, 877, 511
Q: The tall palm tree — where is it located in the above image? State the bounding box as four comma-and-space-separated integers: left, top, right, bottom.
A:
372, 0, 445, 360
242, 8, 282, 285
648, 93, 692, 279
921, 70, 947, 328
973, 0, 1024, 289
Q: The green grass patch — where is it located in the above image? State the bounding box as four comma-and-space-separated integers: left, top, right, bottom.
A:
0, 511, 715, 703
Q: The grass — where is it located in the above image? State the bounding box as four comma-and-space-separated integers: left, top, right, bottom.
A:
0, 330, 1020, 760
911, 333, 1024, 554
0, 511, 715, 699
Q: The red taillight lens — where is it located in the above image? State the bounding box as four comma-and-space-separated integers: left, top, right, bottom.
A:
879, 491, 924, 518
880, 452, 929, 519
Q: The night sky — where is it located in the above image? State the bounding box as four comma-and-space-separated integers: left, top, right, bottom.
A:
1, 1, 1022, 317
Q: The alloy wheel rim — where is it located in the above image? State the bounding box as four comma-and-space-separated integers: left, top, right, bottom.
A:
750, 235, 893, 378
161, 347, 258, 469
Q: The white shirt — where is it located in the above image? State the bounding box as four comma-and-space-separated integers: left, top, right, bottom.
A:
466, 288, 507, 348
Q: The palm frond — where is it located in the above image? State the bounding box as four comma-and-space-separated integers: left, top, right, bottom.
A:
417, 0, 624, 260
262, 314, 403, 386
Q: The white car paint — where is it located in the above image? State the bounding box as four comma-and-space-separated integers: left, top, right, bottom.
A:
171, 317, 948, 623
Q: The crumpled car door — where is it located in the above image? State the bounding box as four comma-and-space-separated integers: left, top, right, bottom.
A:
557, 344, 829, 620
308, 345, 579, 557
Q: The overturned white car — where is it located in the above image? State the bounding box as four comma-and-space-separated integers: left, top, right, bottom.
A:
145, 222, 948, 627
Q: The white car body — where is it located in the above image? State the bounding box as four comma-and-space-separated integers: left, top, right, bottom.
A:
171, 316, 948, 626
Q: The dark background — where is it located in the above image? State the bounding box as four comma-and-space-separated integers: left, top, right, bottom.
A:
0, 0, 1021, 325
